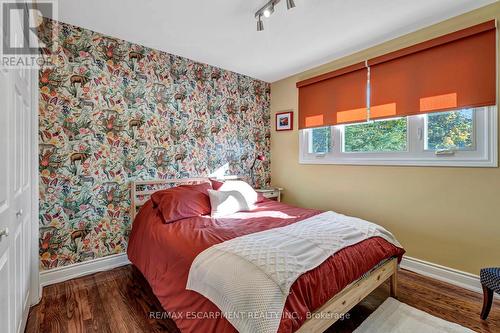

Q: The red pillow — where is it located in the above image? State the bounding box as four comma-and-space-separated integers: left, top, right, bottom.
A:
151, 186, 211, 224
209, 178, 224, 190
179, 182, 212, 194
151, 182, 212, 206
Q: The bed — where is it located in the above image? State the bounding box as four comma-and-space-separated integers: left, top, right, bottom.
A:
127, 178, 405, 333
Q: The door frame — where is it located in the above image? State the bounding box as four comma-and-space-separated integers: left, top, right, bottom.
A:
29, 67, 40, 305
27, 1, 41, 306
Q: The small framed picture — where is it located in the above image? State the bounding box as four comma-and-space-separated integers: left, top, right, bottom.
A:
275, 111, 293, 131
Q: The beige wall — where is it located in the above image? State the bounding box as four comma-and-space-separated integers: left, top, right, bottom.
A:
270, 2, 500, 275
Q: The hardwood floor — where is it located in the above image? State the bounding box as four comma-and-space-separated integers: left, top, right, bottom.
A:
26, 265, 500, 333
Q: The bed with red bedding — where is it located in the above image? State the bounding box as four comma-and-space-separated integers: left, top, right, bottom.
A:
127, 183, 405, 333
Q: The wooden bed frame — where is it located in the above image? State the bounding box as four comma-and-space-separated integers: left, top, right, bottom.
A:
130, 178, 399, 332
297, 258, 397, 332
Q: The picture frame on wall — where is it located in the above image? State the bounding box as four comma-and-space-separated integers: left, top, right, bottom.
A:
276, 111, 293, 131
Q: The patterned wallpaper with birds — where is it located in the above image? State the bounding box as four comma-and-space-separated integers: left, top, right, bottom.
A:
38, 19, 271, 270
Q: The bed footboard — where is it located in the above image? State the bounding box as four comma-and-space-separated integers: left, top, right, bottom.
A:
296, 257, 398, 333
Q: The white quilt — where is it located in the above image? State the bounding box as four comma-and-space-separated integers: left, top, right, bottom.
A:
186, 211, 402, 333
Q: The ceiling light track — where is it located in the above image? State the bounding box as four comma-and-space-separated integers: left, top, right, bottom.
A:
255, 0, 296, 31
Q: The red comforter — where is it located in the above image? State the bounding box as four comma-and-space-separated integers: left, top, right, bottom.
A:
127, 199, 404, 333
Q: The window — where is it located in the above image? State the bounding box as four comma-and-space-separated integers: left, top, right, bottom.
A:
425, 109, 473, 151
308, 126, 331, 154
299, 106, 497, 167
343, 117, 407, 152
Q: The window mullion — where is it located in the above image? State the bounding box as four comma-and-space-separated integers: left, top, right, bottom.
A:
407, 115, 423, 155
332, 126, 340, 154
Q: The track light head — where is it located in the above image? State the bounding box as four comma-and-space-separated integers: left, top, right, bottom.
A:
286, 0, 296, 10
257, 17, 264, 31
263, 4, 274, 18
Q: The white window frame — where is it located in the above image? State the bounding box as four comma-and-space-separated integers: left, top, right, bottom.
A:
299, 106, 497, 167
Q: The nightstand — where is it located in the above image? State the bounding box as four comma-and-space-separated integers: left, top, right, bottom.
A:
256, 187, 283, 202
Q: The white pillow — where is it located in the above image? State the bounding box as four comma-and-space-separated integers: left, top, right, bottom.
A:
217, 180, 258, 207
208, 189, 252, 217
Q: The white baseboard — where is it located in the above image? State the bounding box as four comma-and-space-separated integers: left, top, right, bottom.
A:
39, 253, 131, 288
38, 253, 493, 300
400, 256, 497, 298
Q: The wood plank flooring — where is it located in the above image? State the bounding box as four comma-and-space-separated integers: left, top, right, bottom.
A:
26, 265, 500, 333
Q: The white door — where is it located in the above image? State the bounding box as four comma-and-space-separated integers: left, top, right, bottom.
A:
0, 4, 35, 333
0, 65, 14, 333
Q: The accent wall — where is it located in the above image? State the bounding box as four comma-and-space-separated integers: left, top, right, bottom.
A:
38, 19, 271, 270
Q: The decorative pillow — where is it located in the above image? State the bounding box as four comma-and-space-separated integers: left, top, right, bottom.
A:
151, 182, 212, 206
208, 189, 252, 217
151, 186, 211, 224
179, 182, 212, 194
209, 179, 266, 202
216, 180, 259, 206
209, 178, 224, 190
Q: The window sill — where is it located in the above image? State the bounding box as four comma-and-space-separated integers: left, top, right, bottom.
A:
298, 156, 498, 168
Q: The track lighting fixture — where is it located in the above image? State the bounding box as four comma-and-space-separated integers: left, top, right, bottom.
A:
255, 0, 297, 31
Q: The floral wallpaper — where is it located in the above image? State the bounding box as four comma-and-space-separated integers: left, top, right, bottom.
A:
38, 19, 271, 270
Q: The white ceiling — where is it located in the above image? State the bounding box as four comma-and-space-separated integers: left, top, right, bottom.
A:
57, 0, 495, 82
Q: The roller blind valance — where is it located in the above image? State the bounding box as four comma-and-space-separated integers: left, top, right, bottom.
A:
297, 20, 497, 129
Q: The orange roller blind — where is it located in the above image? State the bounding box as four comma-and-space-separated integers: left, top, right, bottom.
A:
369, 20, 496, 120
296, 20, 496, 129
297, 63, 367, 129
